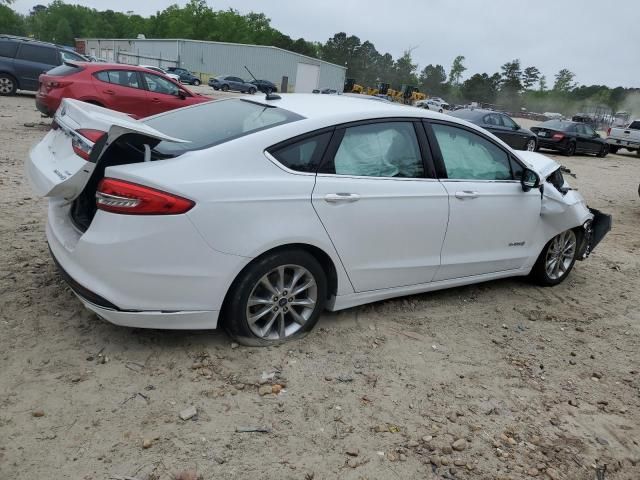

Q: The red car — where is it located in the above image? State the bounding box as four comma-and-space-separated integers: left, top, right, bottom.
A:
36, 62, 212, 118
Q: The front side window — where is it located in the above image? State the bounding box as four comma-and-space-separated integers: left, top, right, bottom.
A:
16, 44, 58, 65
500, 115, 517, 129
270, 132, 332, 173
324, 122, 424, 178
142, 72, 180, 96
432, 124, 513, 180
483, 114, 501, 126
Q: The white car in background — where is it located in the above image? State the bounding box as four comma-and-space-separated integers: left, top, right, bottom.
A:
139, 65, 180, 83
416, 97, 449, 112
27, 95, 610, 345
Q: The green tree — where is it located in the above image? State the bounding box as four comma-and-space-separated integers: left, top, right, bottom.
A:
461, 73, 500, 103
523, 66, 541, 90
538, 75, 547, 92
448, 55, 466, 85
0, 4, 25, 35
553, 69, 576, 92
393, 50, 418, 87
419, 64, 447, 95
500, 59, 522, 91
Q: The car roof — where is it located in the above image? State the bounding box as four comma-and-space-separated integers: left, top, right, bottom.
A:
68, 62, 164, 72
243, 93, 447, 123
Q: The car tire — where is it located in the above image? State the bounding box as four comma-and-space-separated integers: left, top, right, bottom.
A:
438, 108, 443, 113
596, 143, 609, 158
0, 73, 18, 96
609, 146, 618, 154
564, 141, 576, 156
221, 84, 229, 92
529, 229, 579, 286
192, 79, 201, 86
213, 87, 219, 91
223, 249, 328, 346
526, 138, 536, 151
249, 87, 257, 94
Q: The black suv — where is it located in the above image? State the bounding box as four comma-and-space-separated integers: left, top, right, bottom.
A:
166, 67, 201, 86
0, 35, 86, 95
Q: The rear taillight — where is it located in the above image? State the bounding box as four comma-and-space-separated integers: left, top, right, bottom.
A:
45, 80, 71, 91
72, 129, 106, 161
606, 127, 611, 136
96, 178, 195, 215
552, 133, 565, 140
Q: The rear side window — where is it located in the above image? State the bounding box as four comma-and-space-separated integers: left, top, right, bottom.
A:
0, 40, 18, 58
16, 44, 58, 65
145, 98, 304, 155
628, 121, 640, 130
47, 63, 84, 76
321, 122, 424, 178
432, 123, 513, 180
94, 70, 141, 89
269, 132, 332, 172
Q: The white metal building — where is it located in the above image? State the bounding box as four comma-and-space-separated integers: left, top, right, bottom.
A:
75, 38, 346, 93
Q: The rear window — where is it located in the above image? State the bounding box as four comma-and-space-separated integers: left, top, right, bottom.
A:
628, 121, 640, 130
47, 63, 84, 76
145, 99, 304, 155
540, 120, 572, 131
16, 44, 58, 65
449, 110, 481, 121
0, 40, 18, 58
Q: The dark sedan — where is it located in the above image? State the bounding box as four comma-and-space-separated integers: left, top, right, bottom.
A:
250, 79, 277, 94
166, 67, 201, 86
449, 109, 538, 151
208, 75, 257, 93
531, 120, 608, 157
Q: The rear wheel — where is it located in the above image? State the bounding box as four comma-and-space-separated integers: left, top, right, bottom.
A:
597, 143, 609, 158
223, 250, 327, 346
609, 145, 619, 154
565, 141, 576, 156
249, 87, 257, 94
530, 229, 578, 286
0, 73, 17, 96
526, 138, 536, 151
221, 84, 229, 92
192, 79, 201, 86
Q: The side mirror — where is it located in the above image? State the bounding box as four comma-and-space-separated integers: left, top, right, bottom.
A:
521, 168, 540, 192
513, 124, 521, 130
177, 90, 188, 99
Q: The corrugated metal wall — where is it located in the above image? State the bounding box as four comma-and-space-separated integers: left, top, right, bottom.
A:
79, 38, 346, 92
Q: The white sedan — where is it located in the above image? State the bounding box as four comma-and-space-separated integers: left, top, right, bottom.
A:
27, 95, 611, 345
139, 65, 181, 83
416, 98, 449, 112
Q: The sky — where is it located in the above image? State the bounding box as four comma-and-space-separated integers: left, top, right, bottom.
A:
10, 0, 639, 88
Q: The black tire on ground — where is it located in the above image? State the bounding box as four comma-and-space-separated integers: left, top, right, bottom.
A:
192, 79, 201, 86
266, 87, 273, 94
221, 84, 229, 92
222, 249, 328, 346
529, 229, 579, 287
564, 142, 576, 156
0, 73, 18, 96
249, 87, 257, 94
609, 146, 619, 154
596, 143, 609, 158
525, 138, 537, 151
213, 87, 219, 91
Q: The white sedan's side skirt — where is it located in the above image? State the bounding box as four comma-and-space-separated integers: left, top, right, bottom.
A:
328, 267, 531, 311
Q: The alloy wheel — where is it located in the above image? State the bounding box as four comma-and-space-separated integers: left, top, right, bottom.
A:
526, 139, 536, 151
0, 77, 14, 94
545, 230, 576, 281
245, 264, 318, 340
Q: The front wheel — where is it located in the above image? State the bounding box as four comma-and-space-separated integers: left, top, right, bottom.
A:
597, 143, 609, 158
221, 84, 229, 92
525, 138, 536, 151
223, 250, 327, 346
192, 79, 201, 86
530, 229, 578, 286
249, 87, 257, 94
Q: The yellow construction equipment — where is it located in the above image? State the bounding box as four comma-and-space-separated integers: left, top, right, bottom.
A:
351, 84, 364, 94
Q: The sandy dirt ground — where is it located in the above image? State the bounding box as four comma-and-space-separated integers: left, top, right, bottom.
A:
1, 92, 639, 480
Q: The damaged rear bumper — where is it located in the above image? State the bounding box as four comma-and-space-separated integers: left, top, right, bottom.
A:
577, 208, 612, 260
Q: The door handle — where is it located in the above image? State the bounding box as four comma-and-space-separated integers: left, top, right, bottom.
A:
455, 190, 479, 199
103, 89, 116, 95
324, 193, 360, 203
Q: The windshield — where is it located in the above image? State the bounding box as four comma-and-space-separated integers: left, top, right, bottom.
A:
144, 98, 304, 156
